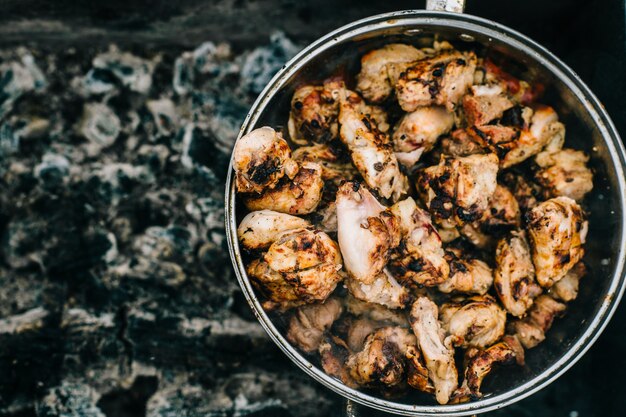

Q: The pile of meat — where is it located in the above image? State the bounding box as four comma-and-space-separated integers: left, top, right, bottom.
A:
233, 41, 592, 404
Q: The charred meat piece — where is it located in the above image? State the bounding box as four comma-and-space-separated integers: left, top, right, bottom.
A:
243, 161, 324, 215
356, 43, 426, 103
336, 182, 401, 284
319, 335, 357, 387
549, 262, 585, 302
288, 80, 342, 145
439, 128, 486, 158
526, 197, 587, 288
237, 210, 311, 250
346, 327, 418, 389
338, 89, 407, 201
459, 184, 521, 249
450, 341, 518, 403
509, 294, 567, 349
438, 246, 493, 295
387, 197, 450, 287
287, 298, 343, 352
409, 297, 458, 404
501, 171, 541, 213
418, 153, 499, 227
234, 126, 299, 193
483, 59, 544, 105
249, 228, 343, 310
440, 295, 506, 348
345, 269, 411, 309
343, 294, 409, 327
292, 143, 357, 185
396, 49, 478, 112
494, 231, 542, 317
462, 84, 514, 126
534, 149, 593, 202
392, 106, 454, 167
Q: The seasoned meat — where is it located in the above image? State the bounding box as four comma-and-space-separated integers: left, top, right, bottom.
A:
287, 298, 343, 352
450, 341, 518, 403
501, 171, 541, 213
346, 327, 417, 389
462, 84, 514, 126
409, 297, 458, 404
392, 106, 454, 167
311, 201, 338, 233
406, 344, 435, 394
549, 262, 585, 302
483, 60, 544, 105
418, 153, 499, 227
336, 182, 401, 284
288, 80, 342, 145
534, 148, 593, 202
396, 49, 478, 112
494, 231, 542, 317
319, 335, 356, 387
249, 228, 343, 310
338, 89, 408, 201
244, 161, 324, 215
509, 294, 567, 349
460, 184, 521, 249
292, 143, 357, 184
440, 295, 506, 348
237, 210, 310, 250
438, 247, 493, 295
387, 197, 449, 287
345, 269, 411, 309
343, 294, 409, 327
439, 129, 485, 158
356, 43, 426, 103
234, 126, 299, 193
527, 197, 587, 288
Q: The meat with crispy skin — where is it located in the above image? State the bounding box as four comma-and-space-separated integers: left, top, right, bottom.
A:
462, 84, 514, 126
440, 295, 506, 348
494, 231, 542, 317
237, 210, 310, 250
292, 143, 357, 185
345, 269, 411, 309
409, 297, 458, 404
509, 294, 567, 349
234, 126, 299, 193
438, 246, 493, 295
534, 149, 593, 202
387, 197, 449, 287
288, 80, 342, 145
526, 197, 587, 288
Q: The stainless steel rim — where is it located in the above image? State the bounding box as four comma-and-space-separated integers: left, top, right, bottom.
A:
224, 9, 626, 416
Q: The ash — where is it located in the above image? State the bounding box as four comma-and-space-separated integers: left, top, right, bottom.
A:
0, 34, 340, 417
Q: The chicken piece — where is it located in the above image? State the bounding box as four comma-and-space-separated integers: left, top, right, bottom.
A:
233, 126, 299, 193
502, 334, 526, 366
549, 262, 585, 302
336, 182, 401, 284
501, 171, 541, 213
418, 153, 499, 227
438, 247, 493, 295
292, 143, 357, 184
406, 344, 435, 394
437, 224, 461, 243
345, 269, 411, 309
509, 294, 567, 349
409, 297, 458, 404
494, 231, 543, 317
237, 210, 310, 250
249, 228, 343, 310
243, 161, 324, 215
287, 298, 343, 352
319, 335, 357, 387
470, 106, 565, 169
387, 197, 449, 287
526, 197, 587, 288
346, 327, 418, 389
534, 149, 593, 202
483, 59, 544, 105
440, 295, 506, 348
439, 129, 485, 158
338, 90, 408, 201
345, 317, 380, 352
396, 49, 478, 112
343, 294, 409, 327
355, 44, 426, 103
392, 107, 454, 167
462, 84, 514, 126
288, 80, 342, 145
450, 341, 518, 403
310, 201, 337, 233
459, 184, 521, 249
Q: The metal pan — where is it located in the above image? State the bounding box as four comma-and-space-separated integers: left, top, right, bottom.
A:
224, 0, 626, 415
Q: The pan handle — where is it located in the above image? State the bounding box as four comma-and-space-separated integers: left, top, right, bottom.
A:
426, 0, 466, 13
